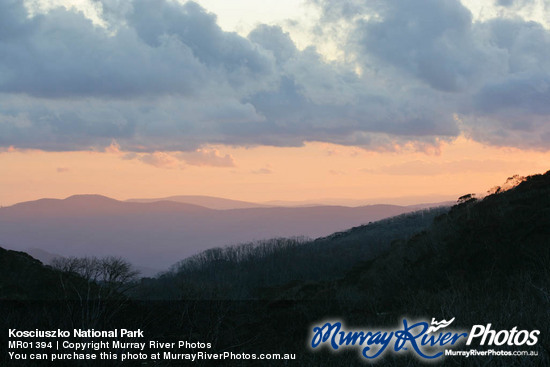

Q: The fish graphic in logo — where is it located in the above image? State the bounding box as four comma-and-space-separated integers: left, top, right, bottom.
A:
427, 317, 456, 333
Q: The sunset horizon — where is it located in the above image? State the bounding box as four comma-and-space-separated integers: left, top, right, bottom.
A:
2, 0, 550, 208
2, 137, 548, 207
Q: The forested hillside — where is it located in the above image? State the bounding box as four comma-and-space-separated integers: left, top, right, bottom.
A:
0, 247, 65, 300
138, 206, 448, 299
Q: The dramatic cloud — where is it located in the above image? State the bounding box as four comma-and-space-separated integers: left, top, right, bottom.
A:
1, 0, 549, 152
312, 0, 550, 149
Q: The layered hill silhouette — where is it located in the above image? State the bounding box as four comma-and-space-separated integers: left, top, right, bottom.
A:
126, 194, 455, 209
1, 171, 549, 366
0, 195, 427, 271
126, 195, 267, 210
138, 171, 550, 365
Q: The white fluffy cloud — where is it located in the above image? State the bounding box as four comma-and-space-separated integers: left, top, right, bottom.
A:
1, 0, 549, 152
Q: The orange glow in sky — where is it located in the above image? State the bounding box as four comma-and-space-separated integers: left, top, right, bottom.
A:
1, 136, 548, 207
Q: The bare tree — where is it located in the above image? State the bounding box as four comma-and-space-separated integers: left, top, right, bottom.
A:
52, 256, 139, 293
51, 256, 140, 330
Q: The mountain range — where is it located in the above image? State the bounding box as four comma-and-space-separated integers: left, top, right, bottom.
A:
126, 194, 455, 209
0, 195, 448, 273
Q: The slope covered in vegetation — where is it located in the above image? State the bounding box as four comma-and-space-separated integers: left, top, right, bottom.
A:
0, 247, 64, 300
138, 206, 448, 299
252, 171, 550, 365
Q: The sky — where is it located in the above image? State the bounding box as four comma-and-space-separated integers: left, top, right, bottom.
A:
1, 0, 550, 206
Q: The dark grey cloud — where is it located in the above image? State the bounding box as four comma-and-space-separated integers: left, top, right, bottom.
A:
311, 0, 550, 149
1, 2, 218, 98
248, 24, 298, 63
1, 0, 549, 152
354, 0, 479, 92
